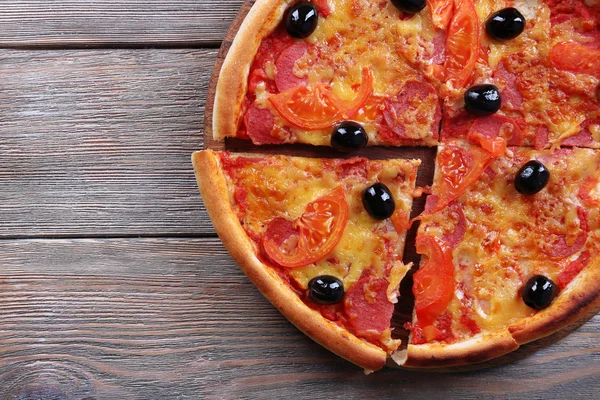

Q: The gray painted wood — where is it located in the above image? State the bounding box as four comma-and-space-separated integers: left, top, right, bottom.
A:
0, 49, 214, 237
0, 238, 598, 399
0, 0, 598, 397
0, 1, 245, 48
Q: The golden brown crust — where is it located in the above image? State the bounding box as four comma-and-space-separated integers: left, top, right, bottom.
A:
509, 256, 600, 344
392, 257, 600, 368
393, 330, 519, 368
213, 0, 293, 141
192, 150, 387, 371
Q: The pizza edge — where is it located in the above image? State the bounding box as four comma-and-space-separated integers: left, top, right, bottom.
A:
395, 257, 600, 368
509, 258, 600, 345
396, 329, 518, 368
213, 0, 291, 141
192, 149, 388, 371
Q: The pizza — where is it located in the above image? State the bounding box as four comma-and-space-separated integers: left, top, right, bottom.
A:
213, 0, 444, 146
195, 0, 600, 371
441, 0, 600, 149
193, 150, 420, 371
399, 140, 600, 367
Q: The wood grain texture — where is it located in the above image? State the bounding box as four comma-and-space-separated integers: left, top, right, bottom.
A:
0, 0, 598, 397
0, 49, 215, 238
0, 237, 598, 399
0, 1, 245, 48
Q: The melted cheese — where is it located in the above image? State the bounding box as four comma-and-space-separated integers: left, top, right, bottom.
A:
418, 142, 600, 340
250, 0, 441, 146
221, 154, 418, 294
442, 0, 600, 148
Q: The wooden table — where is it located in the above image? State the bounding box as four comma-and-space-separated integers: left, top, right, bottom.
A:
0, 1, 598, 398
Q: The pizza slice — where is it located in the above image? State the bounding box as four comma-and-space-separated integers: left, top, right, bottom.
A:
213, 0, 443, 147
440, 0, 600, 149
395, 140, 600, 367
192, 150, 420, 371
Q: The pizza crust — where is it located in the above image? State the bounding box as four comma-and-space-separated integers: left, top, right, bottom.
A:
394, 330, 519, 368
213, 0, 292, 141
390, 257, 600, 368
192, 150, 388, 371
509, 256, 600, 345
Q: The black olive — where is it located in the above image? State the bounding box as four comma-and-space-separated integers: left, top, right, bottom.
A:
486, 8, 526, 41
515, 160, 550, 195
464, 84, 502, 116
522, 275, 558, 310
391, 0, 426, 14
362, 183, 396, 220
331, 121, 368, 152
308, 275, 344, 304
285, 2, 319, 38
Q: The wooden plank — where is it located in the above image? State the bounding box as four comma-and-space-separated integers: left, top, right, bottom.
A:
0, 48, 217, 238
0, 237, 597, 399
0, 1, 245, 47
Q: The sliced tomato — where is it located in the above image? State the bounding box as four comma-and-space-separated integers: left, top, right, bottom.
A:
428, 0, 453, 30
262, 187, 348, 268
427, 144, 494, 213
269, 68, 372, 130
444, 0, 480, 88
551, 42, 600, 77
337, 68, 374, 119
468, 130, 507, 156
390, 209, 410, 234
413, 235, 455, 327
269, 84, 342, 130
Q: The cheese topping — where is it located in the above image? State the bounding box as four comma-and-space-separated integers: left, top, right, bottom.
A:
245, 0, 442, 146
220, 154, 418, 293
418, 142, 600, 340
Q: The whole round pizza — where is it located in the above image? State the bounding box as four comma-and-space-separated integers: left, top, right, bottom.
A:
192, 0, 600, 372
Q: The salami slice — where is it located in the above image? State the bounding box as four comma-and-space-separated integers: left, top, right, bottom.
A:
344, 275, 394, 335
244, 103, 284, 145
382, 81, 441, 141
275, 44, 309, 93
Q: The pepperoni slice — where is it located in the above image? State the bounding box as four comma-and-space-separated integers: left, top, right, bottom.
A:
562, 119, 598, 147
562, 130, 593, 147
275, 44, 309, 93
334, 158, 368, 180
493, 62, 523, 110
440, 111, 475, 141
547, 0, 600, 30
431, 31, 447, 65
423, 31, 446, 65
534, 125, 550, 150
441, 202, 466, 249
244, 103, 284, 145
469, 115, 523, 146
544, 207, 589, 259
558, 251, 592, 289
344, 275, 394, 336
382, 81, 441, 142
